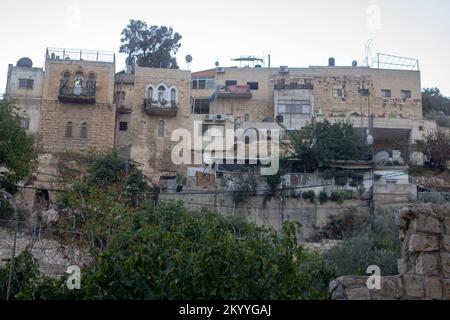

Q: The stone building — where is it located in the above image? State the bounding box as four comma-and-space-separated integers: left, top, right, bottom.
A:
4, 48, 116, 220
192, 58, 438, 166
5, 57, 44, 136
38, 48, 116, 154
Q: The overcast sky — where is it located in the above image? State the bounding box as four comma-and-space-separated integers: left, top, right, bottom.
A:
1, 0, 449, 95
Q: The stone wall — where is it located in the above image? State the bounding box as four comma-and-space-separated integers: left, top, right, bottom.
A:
0, 227, 88, 277
330, 203, 450, 300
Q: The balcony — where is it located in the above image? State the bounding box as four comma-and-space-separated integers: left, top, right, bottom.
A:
58, 85, 96, 104
143, 99, 178, 117
216, 85, 252, 99
274, 82, 314, 90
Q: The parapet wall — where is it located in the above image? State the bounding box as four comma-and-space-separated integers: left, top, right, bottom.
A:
330, 203, 450, 300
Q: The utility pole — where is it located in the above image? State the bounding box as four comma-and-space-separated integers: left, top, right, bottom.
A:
1, 190, 18, 301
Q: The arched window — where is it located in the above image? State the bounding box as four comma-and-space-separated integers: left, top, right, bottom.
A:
147, 86, 154, 100
74, 72, 84, 96
62, 72, 70, 87
158, 120, 165, 137
87, 73, 96, 92
65, 122, 73, 138
170, 88, 177, 102
158, 86, 166, 103
80, 122, 88, 139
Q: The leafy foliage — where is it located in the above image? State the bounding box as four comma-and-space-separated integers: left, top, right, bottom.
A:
287, 120, 370, 172
318, 209, 400, 276
0, 100, 36, 193
120, 19, 182, 69
0, 249, 40, 299
302, 191, 315, 203
422, 87, 450, 118
414, 130, 450, 171
18, 202, 336, 300
55, 152, 151, 250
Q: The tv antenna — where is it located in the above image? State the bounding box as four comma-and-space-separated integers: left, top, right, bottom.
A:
359, 39, 373, 67
185, 55, 193, 70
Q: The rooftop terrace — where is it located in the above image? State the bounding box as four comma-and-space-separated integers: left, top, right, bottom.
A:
46, 48, 115, 64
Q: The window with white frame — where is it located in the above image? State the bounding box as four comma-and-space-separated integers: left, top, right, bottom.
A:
158, 86, 166, 102
147, 86, 154, 100
170, 88, 177, 102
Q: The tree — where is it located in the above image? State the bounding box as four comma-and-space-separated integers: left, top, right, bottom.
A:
0, 100, 36, 192
287, 120, 371, 172
422, 87, 450, 121
55, 151, 151, 250
17, 202, 336, 300
0, 100, 36, 222
319, 209, 401, 277
120, 20, 182, 69
414, 130, 450, 171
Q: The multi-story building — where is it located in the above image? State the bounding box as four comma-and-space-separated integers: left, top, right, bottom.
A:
38, 48, 116, 154
4, 49, 438, 193
4, 48, 116, 214
191, 58, 438, 166
5, 57, 44, 136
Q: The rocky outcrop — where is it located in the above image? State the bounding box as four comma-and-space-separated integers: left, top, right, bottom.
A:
330, 203, 450, 300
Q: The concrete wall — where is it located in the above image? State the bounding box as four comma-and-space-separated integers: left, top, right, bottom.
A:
159, 193, 370, 241
373, 183, 417, 205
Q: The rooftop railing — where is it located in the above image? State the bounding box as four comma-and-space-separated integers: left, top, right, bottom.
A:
46, 48, 115, 64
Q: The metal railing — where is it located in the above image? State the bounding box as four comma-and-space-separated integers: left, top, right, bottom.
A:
59, 85, 96, 104
46, 48, 115, 64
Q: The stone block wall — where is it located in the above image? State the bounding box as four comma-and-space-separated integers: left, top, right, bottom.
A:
330, 203, 450, 300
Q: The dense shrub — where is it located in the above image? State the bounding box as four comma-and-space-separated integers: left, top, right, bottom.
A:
302, 191, 316, 203
16, 202, 336, 300
322, 209, 401, 277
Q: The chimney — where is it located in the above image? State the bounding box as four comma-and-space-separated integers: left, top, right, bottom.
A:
328, 57, 335, 67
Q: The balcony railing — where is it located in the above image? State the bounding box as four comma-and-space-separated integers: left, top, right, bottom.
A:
216, 85, 252, 99
59, 85, 96, 104
274, 83, 314, 90
143, 99, 178, 117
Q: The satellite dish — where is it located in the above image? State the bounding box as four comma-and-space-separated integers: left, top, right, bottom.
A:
185, 55, 193, 64
366, 134, 374, 146
17, 57, 33, 68
215, 61, 220, 67
374, 151, 390, 164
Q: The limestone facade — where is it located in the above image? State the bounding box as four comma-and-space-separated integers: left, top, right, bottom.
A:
38, 56, 116, 154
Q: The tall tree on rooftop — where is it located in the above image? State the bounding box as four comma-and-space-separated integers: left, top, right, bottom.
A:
120, 19, 182, 69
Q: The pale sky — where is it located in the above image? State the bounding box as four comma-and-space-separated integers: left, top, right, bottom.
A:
1, 0, 449, 95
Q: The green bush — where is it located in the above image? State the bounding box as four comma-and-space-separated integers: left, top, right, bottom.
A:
322, 210, 401, 277
17, 202, 336, 300
302, 190, 316, 203
319, 190, 329, 204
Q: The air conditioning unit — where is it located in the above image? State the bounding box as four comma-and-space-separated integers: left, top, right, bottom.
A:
204, 114, 215, 121
217, 67, 225, 73
215, 114, 226, 122
279, 66, 289, 74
